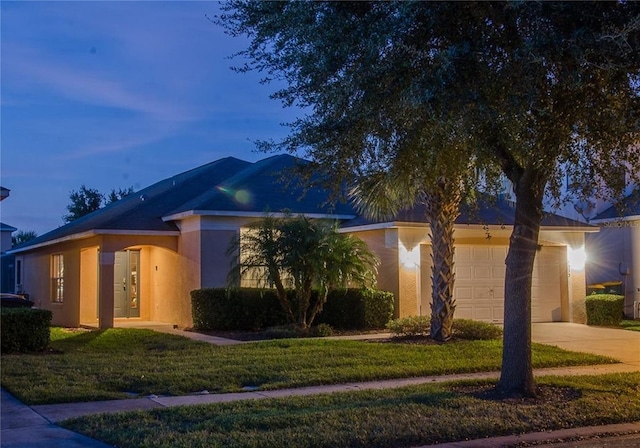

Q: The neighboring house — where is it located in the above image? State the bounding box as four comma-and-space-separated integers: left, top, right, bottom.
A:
0, 186, 16, 253
546, 166, 640, 318
9, 155, 595, 329
1, 186, 18, 293
0, 222, 17, 255
586, 191, 640, 318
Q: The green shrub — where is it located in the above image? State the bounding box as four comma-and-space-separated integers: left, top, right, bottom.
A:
452, 319, 502, 340
318, 289, 394, 330
387, 315, 431, 337
311, 323, 334, 337
192, 288, 394, 332
191, 288, 285, 331
585, 294, 624, 326
1, 308, 52, 353
387, 316, 502, 340
362, 289, 395, 329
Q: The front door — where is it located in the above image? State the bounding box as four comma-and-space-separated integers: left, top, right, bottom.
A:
114, 250, 140, 318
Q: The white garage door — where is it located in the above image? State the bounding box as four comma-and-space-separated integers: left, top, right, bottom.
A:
453, 245, 564, 323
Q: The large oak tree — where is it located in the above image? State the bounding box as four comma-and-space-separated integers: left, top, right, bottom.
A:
219, 1, 640, 396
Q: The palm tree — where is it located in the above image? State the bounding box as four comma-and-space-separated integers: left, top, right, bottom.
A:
228, 214, 378, 329
351, 166, 466, 342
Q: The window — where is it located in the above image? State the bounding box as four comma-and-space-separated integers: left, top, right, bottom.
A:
15, 259, 22, 292
51, 254, 64, 303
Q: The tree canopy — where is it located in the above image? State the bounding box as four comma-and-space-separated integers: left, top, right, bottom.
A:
219, 1, 640, 396
11, 230, 37, 247
63, 185, 135, 223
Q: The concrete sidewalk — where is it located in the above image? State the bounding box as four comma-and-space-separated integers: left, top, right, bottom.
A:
23, 363, 640, 423
0, 388, 112, 448
2, 323, 639, 447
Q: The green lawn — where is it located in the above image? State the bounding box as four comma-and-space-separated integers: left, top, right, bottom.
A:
1, 328, 616, 405
62, 373, 640, 448
621, 319, 640, 332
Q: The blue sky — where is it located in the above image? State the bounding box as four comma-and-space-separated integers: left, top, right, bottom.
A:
1, 1, 299, 235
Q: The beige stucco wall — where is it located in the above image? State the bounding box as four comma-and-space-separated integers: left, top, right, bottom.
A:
17, 234, 181, 327
147, 245, 187, 325
348, 229, 400, 317
201, 229, 238, 288
17, 215, 596, 329
79, 246, 99, 323
17, 235, 105, 327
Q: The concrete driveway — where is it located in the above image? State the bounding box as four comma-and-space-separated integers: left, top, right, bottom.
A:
532, 322, 640, 368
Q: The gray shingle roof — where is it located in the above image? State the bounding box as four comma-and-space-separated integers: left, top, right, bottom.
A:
165, 154, 356, 217
12, 156, 251, 250
12, 154, 593, 252
342, 196, 592, 228
593, 190, 640, 220
12, 155, 357, 251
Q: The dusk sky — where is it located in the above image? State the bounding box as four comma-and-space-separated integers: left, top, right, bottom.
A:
1, 1, 300, 236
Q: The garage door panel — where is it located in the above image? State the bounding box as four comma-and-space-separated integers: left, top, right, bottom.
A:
473, 266, 492, 278
456, 287, 473, 300
472, 246, 491, 261
473, 306, 493, 321
455, 306, 474, 320
453, 245, 564, 323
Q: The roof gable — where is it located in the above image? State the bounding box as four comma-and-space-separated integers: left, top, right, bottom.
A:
12, 157, 251, 250
165, 154, 357, 218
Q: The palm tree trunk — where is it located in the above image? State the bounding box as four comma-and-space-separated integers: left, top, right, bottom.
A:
426, 178, 461, 342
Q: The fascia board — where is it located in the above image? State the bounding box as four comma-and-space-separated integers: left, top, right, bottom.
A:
8, 229, 179, 254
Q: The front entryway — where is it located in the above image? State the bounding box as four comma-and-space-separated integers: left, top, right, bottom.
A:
114, 250, 140, 318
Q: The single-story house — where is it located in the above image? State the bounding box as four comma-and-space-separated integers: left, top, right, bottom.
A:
586, 190, 640, 318
9, 154, 595, 328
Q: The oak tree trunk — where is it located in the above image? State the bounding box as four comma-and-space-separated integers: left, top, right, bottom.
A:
497, 169, 544, 398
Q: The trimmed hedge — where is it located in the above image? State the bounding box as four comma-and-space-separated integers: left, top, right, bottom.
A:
316, 289, 394, 330
191, 288, 394, 331
1, 308, 52, 353
191, 288, 284, 331
585, 294, 624, 326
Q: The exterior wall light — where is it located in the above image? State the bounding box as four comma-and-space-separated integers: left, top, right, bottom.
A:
400, 244, 420, 269
567, 245, 587, 271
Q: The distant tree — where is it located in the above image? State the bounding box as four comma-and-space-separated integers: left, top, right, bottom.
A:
11, 230, 37, 247
63, 185, 103, 223
228, 215, 379, 329
106, 187, 135, 205
63, 185, 135, 223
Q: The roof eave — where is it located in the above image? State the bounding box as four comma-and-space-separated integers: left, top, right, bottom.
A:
340, 221, 598, 233
590, 214, 640, 224
163, 210, 357, 222
8, 229, 180, 254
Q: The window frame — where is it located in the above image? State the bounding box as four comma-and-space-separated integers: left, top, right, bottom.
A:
51, 253, 64, 303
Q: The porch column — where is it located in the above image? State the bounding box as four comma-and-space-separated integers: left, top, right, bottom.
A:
98, 251, 115, 329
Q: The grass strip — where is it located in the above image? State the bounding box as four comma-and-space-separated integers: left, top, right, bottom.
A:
62, 372, 640, 448
1, 328, 616, 405
621, 319, 640, 332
